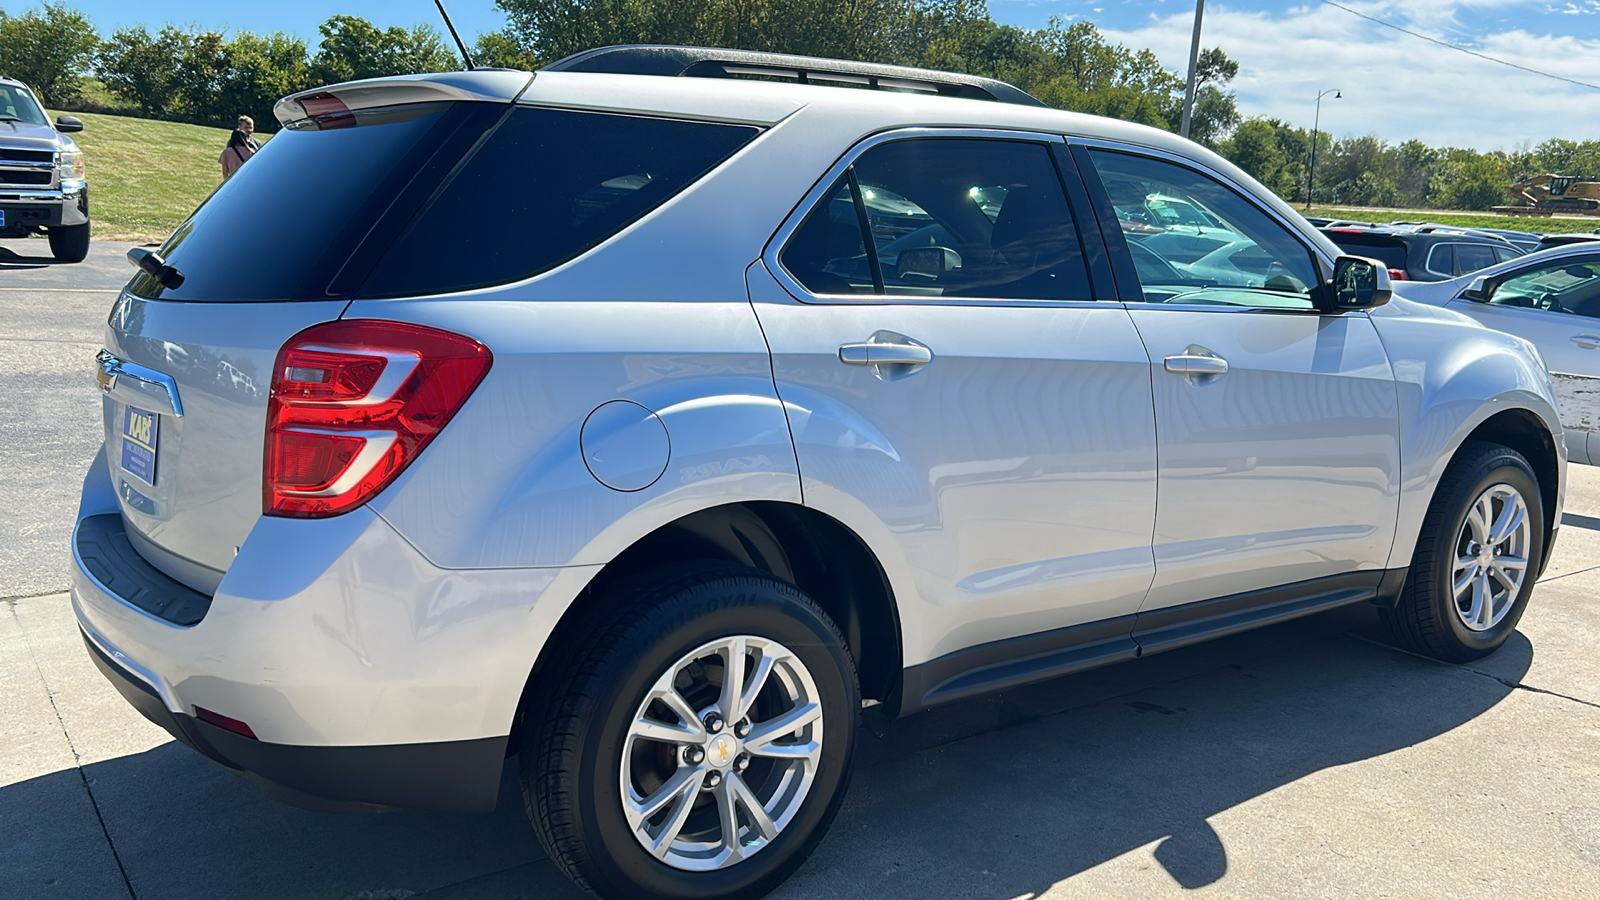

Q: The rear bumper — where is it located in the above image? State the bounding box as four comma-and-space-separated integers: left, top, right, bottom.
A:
71, 451, 600, 812
80, 627, 505, 812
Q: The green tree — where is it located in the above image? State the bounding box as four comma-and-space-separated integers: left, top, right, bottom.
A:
95, 25, 188, 117
170, 27, 310, 129
1432, 151, 1510, 211
311, 15, 460, 85
1223, 119, 1293, 198
473, 29, 541, 69
0, 2, 101, 105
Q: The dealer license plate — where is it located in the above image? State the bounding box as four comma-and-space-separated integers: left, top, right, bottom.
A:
119, 405, 159, 485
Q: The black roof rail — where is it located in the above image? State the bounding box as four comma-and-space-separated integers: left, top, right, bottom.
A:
541, 44, 1046, 107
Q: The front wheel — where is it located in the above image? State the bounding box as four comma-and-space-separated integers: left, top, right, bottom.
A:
1383, 441, 1545, 662
47, 222, 90, 262
523, 564, 859, 900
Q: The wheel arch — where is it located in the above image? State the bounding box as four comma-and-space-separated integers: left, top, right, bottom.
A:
509, 501, 903, 753
1459, 407, 1562, 572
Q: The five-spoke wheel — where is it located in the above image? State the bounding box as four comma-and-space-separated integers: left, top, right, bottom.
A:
523, 565, 858, 900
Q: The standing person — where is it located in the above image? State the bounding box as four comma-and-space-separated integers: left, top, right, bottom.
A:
219, 115, 260, 179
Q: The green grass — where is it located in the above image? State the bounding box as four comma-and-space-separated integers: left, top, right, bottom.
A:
48, 110, 235, 242
1307, 206, 1600, 235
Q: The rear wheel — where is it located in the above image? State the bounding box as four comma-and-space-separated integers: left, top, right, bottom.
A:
524, 564, 859, 900
47, 223, 90, 262
1383, 441, 1544, 662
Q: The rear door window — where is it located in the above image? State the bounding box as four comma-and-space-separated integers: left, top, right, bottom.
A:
1454, 244, 1498, 275
780, 137, 1093, 301
360, 108, 759, 297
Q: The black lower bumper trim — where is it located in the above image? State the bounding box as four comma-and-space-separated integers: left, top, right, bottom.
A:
82, 628, 507, 813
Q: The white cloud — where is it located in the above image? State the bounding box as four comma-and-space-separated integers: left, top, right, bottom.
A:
1099, 1, 1600, 149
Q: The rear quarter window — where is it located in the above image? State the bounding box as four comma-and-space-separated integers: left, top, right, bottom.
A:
359, 108, 759, 297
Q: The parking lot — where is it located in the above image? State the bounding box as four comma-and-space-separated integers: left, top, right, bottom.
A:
4, 237, 1600, 900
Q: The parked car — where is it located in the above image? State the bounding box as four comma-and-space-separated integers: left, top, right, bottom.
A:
74, 46, 1564, 900
1393, 241, 1600, 465
1537, 232, 1600, 250
1322, 224, 1524, 282
0, 77, 90, 260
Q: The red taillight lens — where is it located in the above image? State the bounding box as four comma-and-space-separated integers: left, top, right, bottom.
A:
194, 706, 257, 739
1387, 268, 1408, 281
297, 91, 355, 129
265, 320, 492, 518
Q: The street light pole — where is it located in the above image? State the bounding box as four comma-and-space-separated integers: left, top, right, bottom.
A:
1306, 88, 1341, 212
1180, 0, 1205, 139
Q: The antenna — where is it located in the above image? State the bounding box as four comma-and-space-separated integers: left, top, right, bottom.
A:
432, 0, 476, 70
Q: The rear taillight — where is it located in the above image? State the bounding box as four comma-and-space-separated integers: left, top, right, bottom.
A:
265, 320, 491, 518
297, 91, 356, 129
1387, 268, 1407, 281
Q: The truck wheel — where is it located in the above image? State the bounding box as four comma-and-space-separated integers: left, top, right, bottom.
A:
523, 563, 859, 900
48, 223, 90, 262
1382, 441, 1544, 662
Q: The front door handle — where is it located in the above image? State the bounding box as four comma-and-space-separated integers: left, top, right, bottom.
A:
1163, 353, 1229, 376
839, 342, 933, 367
1572, 334, 1600, 349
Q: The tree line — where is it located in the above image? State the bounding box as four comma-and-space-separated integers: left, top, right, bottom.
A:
1, 0, 1593, 211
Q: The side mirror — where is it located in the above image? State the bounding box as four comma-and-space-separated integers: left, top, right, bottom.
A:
895, 246, 960, 281
1461, 275, 1491, 302
1331, 255, 1392, 310
55, 115, 83, 133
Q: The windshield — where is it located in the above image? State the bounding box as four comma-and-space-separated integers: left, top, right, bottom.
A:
0, 84, 48, 125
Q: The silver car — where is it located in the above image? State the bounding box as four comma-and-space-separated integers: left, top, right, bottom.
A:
1393, 242, 1600, 465
73, 47, 1565, 900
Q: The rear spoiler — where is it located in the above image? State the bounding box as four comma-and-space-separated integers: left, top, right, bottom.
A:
275, 70, 534, 129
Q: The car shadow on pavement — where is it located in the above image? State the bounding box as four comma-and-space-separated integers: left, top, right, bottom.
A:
1, 605, 1530, 900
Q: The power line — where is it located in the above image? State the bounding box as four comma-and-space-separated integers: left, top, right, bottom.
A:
1317, 0, 1600, 91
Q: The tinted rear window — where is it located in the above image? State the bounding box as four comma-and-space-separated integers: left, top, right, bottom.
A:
1326, 233, 1407, 271
130, 103, 470, 302
359, 107, 759, 297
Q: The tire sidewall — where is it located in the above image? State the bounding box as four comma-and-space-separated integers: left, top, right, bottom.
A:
567, 580, 857, 900
1427, 454, 1544, 654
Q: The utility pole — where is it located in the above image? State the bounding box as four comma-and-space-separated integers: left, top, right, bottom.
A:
1180, 0, 1205, 139
1306, 88, 1341, 212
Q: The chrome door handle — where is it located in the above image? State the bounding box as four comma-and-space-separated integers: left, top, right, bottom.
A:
1163, 354, 1229, 376
95, 349, 184, 417
839, 342, 933, 367
1572, 334, 1600, 349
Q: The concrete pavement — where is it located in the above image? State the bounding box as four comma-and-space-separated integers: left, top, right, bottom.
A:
2, 239, 1598, 899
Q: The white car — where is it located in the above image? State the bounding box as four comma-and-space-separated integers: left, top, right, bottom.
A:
1393, 242, 1600, 463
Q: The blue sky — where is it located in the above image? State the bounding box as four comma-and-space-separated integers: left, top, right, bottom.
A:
49, 1, 1600, 149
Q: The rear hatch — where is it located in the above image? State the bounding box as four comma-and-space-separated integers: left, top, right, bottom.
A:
1324, 230, 1409, 277
101, 84, 518, 593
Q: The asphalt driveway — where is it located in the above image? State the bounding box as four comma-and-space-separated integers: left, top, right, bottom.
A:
3, 238, 1598, 899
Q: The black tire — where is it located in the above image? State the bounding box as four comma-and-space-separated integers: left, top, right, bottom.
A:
47, 223, 90, 262
1382, 441, 1545, 662
523, 563, 859, 900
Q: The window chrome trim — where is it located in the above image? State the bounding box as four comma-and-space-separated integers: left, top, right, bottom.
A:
760, 127, 1108, 308
1068, 136, 1336, 274
1425, 243, 1458, 279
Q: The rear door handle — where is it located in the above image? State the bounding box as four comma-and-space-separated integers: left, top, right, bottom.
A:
1163, 354, 1229, 376
1572, 334, 1600, 349
839, 342, 933, 367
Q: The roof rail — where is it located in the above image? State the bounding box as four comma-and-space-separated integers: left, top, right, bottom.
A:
541, 44, 1045, 107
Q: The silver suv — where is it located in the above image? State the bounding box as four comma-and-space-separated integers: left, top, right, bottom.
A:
73, 47, 1564, 900
0, 77, 89, 261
